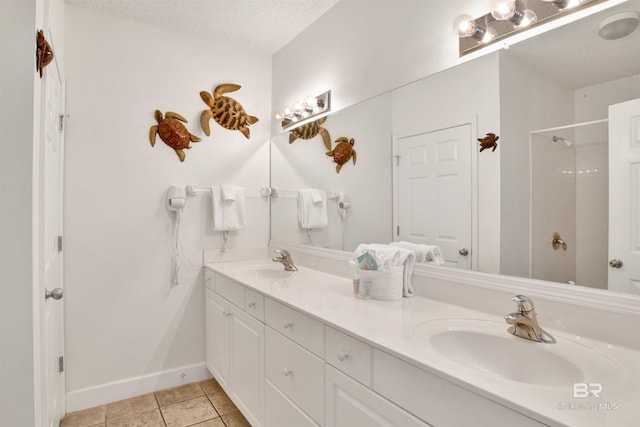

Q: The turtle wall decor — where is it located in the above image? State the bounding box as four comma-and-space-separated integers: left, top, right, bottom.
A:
36, 29, 54, 78
149, 110, 201, 162
326, 137, 357, 173
289, 117, 331, 150
478, 133, 499, 152
200, 83, 259, 139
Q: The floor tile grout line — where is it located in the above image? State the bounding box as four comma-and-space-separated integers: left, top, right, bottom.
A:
153, 390, 168, 427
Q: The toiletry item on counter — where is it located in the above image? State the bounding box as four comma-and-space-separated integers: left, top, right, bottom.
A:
351, 243, 416, 300
352, 277, 360, 297
361, 279, 372, 299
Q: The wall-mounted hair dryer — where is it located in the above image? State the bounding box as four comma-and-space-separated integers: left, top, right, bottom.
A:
337, 192, 351, 219
166, 186, 186, 214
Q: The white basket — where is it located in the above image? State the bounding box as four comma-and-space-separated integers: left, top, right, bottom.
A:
358, 266, 404, 301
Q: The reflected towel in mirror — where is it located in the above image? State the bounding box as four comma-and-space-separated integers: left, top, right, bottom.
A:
298, 189, 328, 229
390, 241, 445, 265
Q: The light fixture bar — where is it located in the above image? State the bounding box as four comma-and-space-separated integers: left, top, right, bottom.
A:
457, 0, 606, 56
276, 90, 331, 131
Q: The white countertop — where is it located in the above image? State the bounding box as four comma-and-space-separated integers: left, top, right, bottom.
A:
205, 258, 640, 427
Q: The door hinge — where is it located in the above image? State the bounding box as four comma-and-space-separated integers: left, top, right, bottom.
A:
59, 114, 65, 131
394, 154, 401, 166
57, 235, 63, 252
397, 226, 400, 235
58, 356, 64, 373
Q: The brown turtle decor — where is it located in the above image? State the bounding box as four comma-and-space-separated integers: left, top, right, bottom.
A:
289, 117, 331, 150
36, 29, 54, 78
326, 137, 357, 173
149, 110, 201, 162
200, 83, 259, 139
478, 132, 499, 152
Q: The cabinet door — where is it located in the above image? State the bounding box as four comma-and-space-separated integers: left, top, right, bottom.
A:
205, 289, 229, 387
229, 304, 264, 427
265, 379, 319, 427
326, 366, 431, 427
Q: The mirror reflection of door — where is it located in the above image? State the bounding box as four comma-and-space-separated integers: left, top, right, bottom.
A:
395, 124, 472, 269
608, 98, 640, 294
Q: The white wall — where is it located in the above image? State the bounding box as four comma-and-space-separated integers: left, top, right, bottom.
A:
271, 0, 488, 135
64, 5, 271, 408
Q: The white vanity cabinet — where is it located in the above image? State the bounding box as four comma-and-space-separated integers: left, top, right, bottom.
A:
204, 271, 264, 427
204, 266, 551, 427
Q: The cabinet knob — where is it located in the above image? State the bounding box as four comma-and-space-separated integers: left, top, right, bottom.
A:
283, 368, 293, 376
337, 351, 349, 362
283, 321, 293, 329
248, 302, 256, 308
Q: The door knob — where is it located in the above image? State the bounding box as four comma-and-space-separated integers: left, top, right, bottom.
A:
45, 288, 63, 300
609, 258, 623, 268
459, 248, 469, 256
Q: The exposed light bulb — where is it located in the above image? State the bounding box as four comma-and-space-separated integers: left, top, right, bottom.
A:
491, 0, 516, 21
454, 15, 478, 38
517, 10, 537, 27
274, 113, 284, 120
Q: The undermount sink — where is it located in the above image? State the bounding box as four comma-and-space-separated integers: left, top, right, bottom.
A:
412, 318, 622, 388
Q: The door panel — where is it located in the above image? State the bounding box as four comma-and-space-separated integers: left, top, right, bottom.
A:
42, 49, 65, 427
397, 125, 472, 269
608, 98, 640, 294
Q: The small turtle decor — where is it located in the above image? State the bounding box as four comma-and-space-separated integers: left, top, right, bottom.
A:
326, 137, 357, 173
36, 29, 54, 78
149, 110, 201, 162
478, 133, 499, 152
289, 117, 332, 150
200, 83, 259, 139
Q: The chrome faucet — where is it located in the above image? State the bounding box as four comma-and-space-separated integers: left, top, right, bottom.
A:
272, 249, 298, 272
505, 295, 555, 343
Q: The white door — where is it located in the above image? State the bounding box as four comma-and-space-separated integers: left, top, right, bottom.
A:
396, 125, 472, 269
608, 98, 640, 294
42, 50, 66, 427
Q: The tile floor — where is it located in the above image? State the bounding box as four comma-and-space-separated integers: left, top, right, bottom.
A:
60, 378, 250, 427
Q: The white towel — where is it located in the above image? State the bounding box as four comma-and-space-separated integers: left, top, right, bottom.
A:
390, 241, 445, 265
211, 186, 246, 231
297, 189, 328, 229
352, 243, 415, 298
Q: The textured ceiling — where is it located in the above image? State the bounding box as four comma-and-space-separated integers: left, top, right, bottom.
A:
508, 0, 640, 89
65, 0, 343, 55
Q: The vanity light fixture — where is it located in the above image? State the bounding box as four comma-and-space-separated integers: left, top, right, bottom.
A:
491, 0, 537, 27
275, 90, 331, 131
456, 0, 607, 56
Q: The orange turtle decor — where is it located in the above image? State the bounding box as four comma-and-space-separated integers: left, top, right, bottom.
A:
36, 29, 54, 78
289, 117, 331, 150
326, 137, 357, 173
478, 132, 499, 152
149, 110, 201, 162
200, 83, 259, 139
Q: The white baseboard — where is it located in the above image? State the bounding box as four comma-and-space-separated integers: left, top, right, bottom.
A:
66, 362, 211, 413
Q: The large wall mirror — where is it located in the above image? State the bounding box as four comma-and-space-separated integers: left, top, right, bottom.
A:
270, 0, 640, 296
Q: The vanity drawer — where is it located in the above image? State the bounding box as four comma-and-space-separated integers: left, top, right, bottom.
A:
265, 327, 324, 425
214, 273, 245, 309
372, 349, 546, 427
264, 298, 324, 357
265, 379, 319, 427
244, 288, 265, 321
325, 326, 372, 387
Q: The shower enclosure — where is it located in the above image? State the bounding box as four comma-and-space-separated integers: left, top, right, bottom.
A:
530, 119, 609, 289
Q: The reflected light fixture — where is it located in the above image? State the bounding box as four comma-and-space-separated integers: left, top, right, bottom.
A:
491, 0, 537, 27
456, 0, 604, 56
275, 90, 331, 131
598, 11, 640, 40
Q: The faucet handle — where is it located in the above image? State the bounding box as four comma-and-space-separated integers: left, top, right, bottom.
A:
274, 249, 289, 258
512, 295, 534, 313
